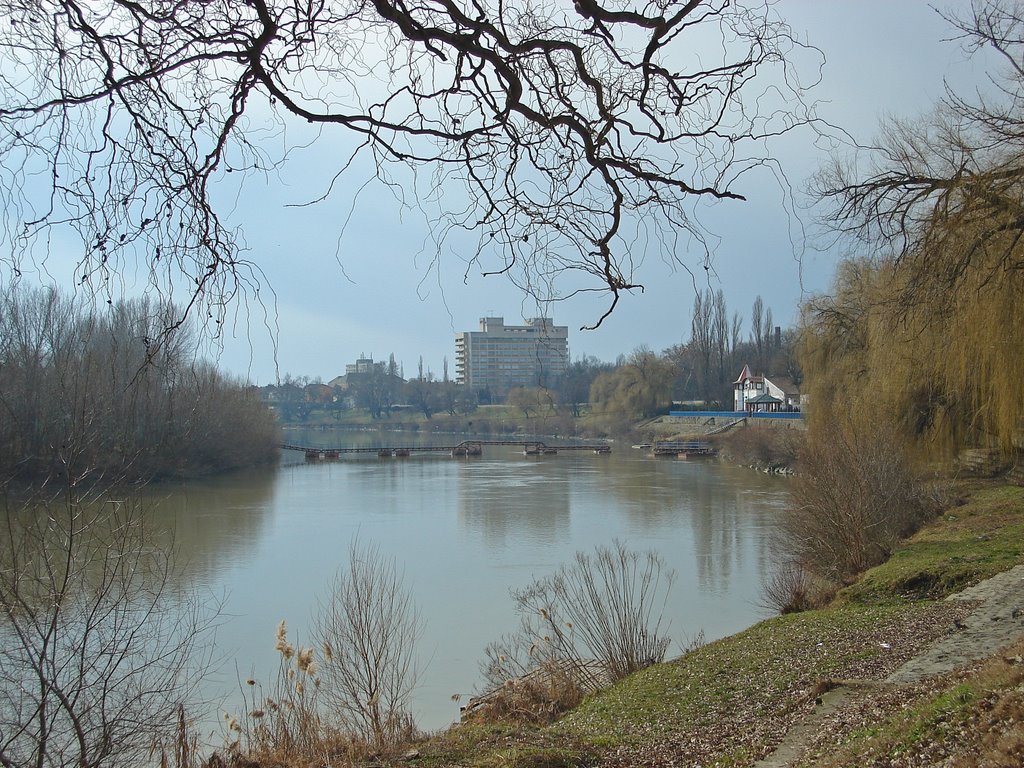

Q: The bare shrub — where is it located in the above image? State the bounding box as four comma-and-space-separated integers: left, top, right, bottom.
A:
762, 561, 837, 615
786, 422, 938, 583
0, 492, 215, 768
220, 541, 422, 765
713, 424, 804, 472
463, 663, 586, 726
482, 541, 675, 712
313, 541, 423, 749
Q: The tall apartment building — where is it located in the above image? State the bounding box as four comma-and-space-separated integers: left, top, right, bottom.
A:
455, 317, 569, 397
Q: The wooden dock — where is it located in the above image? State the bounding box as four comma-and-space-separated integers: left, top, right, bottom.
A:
651, 440, 717, 458
281, 440, 612, 461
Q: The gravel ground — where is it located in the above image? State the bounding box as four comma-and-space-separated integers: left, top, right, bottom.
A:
592, 601, 976, 768
751, 565, 1024, 768
888, 565, 1024, 684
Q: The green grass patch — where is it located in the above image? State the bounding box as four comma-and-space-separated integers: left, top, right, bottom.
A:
824, 680, 984, 767
840, 485, 1024, 604
554, 603, 948, 750
417, 723, 595, 768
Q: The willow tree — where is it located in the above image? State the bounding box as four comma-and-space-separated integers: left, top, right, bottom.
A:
0, 0, 819, 335
589, 347, 674, 420
812, 0, 1024, 456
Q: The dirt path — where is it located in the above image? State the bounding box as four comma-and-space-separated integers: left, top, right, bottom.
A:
752, 565, 1024, 768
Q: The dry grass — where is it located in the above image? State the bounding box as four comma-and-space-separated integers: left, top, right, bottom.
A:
208, 616, 420, 768
801, 637, 1024, 768
462, 663, 587, 726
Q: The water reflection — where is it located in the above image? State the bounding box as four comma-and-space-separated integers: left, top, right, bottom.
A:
105, 433, 793, 731
457, 457, 571, 547
143, 468, 276, 591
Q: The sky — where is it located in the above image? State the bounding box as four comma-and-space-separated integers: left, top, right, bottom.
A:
7, 1, 1001, 384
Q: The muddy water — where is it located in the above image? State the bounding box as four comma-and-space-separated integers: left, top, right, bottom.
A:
150, 432, 790, 732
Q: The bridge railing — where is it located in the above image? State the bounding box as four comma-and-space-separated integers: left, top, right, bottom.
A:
668, 410, 801, 420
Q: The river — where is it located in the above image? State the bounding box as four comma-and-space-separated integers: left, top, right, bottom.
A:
150, 431, 790, 733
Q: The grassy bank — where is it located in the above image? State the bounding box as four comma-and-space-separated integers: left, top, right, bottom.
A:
277, 404, 640, 441
413, 481, 1024, 768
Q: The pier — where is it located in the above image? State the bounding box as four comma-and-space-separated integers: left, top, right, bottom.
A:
281, 440, 612, 461
651, 440, 717, 458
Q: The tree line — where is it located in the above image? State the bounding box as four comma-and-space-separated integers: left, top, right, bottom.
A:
0, 285, 280, 486
268, 293, 798, 427
764, 1, 1024, 612
801, 1, 1024, 461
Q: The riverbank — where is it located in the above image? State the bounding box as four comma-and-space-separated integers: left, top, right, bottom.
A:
409, 480, 1024, 767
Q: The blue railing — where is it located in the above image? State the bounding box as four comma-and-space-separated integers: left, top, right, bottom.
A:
668, 410, 801, 420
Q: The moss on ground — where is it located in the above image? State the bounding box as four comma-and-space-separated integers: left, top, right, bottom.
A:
838, 484, 1024, 605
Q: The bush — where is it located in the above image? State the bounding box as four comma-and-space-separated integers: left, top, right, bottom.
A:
712, 424, 803, 472
785, 422, 938, 583
480, 541, 675, 721
313, 541, 423, 748
0, 493, 215, 768
762, 561, 837, 614
223, 541, 423, 765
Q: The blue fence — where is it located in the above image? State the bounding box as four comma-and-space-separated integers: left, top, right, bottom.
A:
667, 410, 802, 420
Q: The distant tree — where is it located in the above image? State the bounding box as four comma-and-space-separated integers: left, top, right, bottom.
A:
731, 312, 744, 359
590, 348, 674, 419
557, 356, 613, 418
0, 286, 279, 483
349, 365, 386, 419
779, 328, 803, 388
507, 387, 554, 419
690, 290, 715, 402
751, 295, 766, 373
712, 289, 729, 398
405, 375, 437, 419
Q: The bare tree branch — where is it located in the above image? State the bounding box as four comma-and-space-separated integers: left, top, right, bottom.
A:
0, 0, 820, 330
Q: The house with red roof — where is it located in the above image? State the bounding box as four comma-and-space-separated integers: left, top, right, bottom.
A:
733, 364, 801, 413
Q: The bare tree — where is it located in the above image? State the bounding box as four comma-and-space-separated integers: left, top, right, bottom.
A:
690, 289, 714, 401
786, 421, 937, 583
0, 492, 215, 768
0, 285, 279, 484
711, 288, 728, 396
811, 0, 1024, 454
0, 0, 820, 332
816, 0, 1024, 303
312, 540, 423, 749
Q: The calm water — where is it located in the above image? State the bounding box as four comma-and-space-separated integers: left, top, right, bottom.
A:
151, 432, 790, 731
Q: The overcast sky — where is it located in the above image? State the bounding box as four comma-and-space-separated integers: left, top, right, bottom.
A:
26, 1, 999, 385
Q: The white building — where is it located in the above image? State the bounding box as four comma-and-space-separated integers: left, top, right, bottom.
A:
733, 364, 801, 412
455, 317, 569, 398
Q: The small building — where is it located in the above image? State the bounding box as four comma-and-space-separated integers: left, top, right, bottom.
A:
733, 364, 801, 412
345, 355, 377, 376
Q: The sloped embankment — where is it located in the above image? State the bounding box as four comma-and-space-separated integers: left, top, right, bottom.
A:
421, 483, 1024, 767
